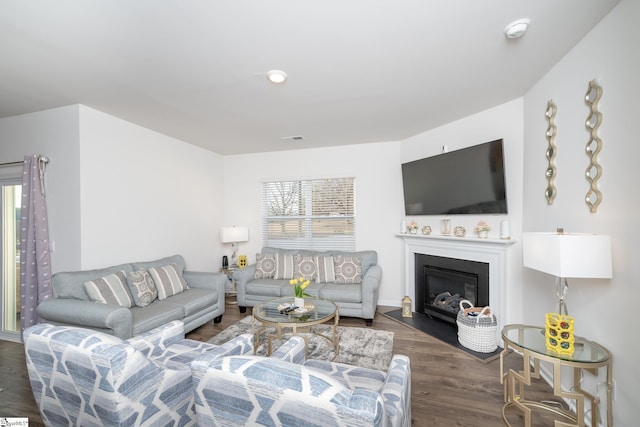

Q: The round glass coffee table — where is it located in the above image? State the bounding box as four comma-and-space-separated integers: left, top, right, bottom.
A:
252, 297, 339, 358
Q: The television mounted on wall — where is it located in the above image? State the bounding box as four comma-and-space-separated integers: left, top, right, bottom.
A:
401, 139, 508, 215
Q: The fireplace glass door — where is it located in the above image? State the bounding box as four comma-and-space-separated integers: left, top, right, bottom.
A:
415, 254, 489, 323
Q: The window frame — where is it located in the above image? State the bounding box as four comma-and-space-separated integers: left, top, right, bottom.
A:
261, 177, 356, 251
0, 164, 23, 342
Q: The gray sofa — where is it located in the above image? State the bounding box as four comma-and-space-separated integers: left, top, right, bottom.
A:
37, 254, 227, 339
233, 247, 382, 325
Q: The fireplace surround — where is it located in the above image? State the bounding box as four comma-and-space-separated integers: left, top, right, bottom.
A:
400, 233, 515, 344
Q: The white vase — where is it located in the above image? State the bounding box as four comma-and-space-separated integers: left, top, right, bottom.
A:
294, 297, 305, 308
478, 230, 489, 239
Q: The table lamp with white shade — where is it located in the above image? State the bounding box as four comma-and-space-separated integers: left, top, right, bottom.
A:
522, 230, 612, 315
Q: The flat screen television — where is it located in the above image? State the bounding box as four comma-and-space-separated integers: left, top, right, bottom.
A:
401, 139, 508, 215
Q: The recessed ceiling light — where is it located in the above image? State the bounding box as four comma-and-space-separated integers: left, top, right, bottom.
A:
267, 69, 288, 84
504, 18, 530, 39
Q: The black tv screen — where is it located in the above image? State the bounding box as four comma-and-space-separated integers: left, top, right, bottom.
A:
401, 139, 508, 215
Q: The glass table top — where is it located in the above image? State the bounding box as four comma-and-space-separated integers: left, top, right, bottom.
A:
253, 297, 337, 324
502, 324, 610, 363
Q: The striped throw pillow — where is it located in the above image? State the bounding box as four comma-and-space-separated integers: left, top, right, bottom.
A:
149, 264, 189, 300
84, 271, 134, 308
274, 253, 296, 279
315, 256, 336, 283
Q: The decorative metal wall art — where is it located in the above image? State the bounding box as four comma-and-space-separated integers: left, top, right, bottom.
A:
545, 100, 558, 204
584, 80, 603, 213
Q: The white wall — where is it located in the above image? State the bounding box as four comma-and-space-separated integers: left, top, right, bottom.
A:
0, 105, 82, 272
223, 141, 405, 306
522, 0, 638, 423
0, 105, 226, 273
223, 98, 525, 310
400, 99, 525, 322
78, 106, 226, 270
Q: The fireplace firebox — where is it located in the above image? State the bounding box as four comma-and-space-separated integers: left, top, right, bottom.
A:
415, 254, 489, 323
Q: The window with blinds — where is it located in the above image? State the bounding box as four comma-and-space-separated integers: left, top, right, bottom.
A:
261, 177, 355, 251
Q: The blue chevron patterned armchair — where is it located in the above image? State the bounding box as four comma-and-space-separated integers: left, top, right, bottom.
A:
192, 336, 411, 427
24, 320, 253, 426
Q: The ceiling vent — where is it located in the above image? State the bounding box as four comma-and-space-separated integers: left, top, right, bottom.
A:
281, 136, 305, 142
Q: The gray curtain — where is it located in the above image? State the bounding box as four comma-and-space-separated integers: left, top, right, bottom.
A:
20, 155, 52, 332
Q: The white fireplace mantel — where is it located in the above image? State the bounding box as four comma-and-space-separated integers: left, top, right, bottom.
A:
399, 233, 516, 343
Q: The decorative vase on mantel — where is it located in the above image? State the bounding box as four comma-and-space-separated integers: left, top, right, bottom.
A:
294, 297, 305, 308
474, 221, 491, 239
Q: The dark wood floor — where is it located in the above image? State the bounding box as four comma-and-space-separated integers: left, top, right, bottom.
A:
1, 302, 562, 426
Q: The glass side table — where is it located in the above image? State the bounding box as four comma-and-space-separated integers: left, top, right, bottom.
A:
500, 324, 612, 427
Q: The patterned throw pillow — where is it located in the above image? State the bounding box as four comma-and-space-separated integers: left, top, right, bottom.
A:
274, 253, 296, 279
315, 256, 336, 283
334, 256, 362, 284
148, 264, 189, 300
126, 269, 158, 307
294, 255, 316, 281
84, 271, 134, 308
254, 253, 277, 279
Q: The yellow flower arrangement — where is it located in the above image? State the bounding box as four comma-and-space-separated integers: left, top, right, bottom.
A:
289, 277, 311, 298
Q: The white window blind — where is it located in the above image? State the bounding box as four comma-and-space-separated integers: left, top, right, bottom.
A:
261, 177, 355, 251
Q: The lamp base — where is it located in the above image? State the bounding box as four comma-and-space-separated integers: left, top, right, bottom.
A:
556, 276, 569, 315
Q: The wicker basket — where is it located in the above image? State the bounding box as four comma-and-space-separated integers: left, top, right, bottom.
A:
456, 300, 497, 353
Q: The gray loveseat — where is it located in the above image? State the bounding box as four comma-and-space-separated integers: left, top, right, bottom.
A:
233, 247, 382, 325
37, 254, 227, 339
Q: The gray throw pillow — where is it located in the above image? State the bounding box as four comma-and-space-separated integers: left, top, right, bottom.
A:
84, 270, 134, 307
149, 263, 189, 300
274, 253, 296, 279
126, 269, 158, 307
334, 256, 362, 284
315, 255, 336, 283
255, 253, 277, 279
294, 255, 316, 281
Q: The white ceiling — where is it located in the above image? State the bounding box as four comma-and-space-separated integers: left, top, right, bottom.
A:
0, 0, 620, 155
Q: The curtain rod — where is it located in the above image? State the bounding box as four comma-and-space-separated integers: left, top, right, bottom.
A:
0, 156, 49, 167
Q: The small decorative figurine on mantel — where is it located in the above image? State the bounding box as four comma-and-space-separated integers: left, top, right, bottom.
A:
474, 221, 491, 238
